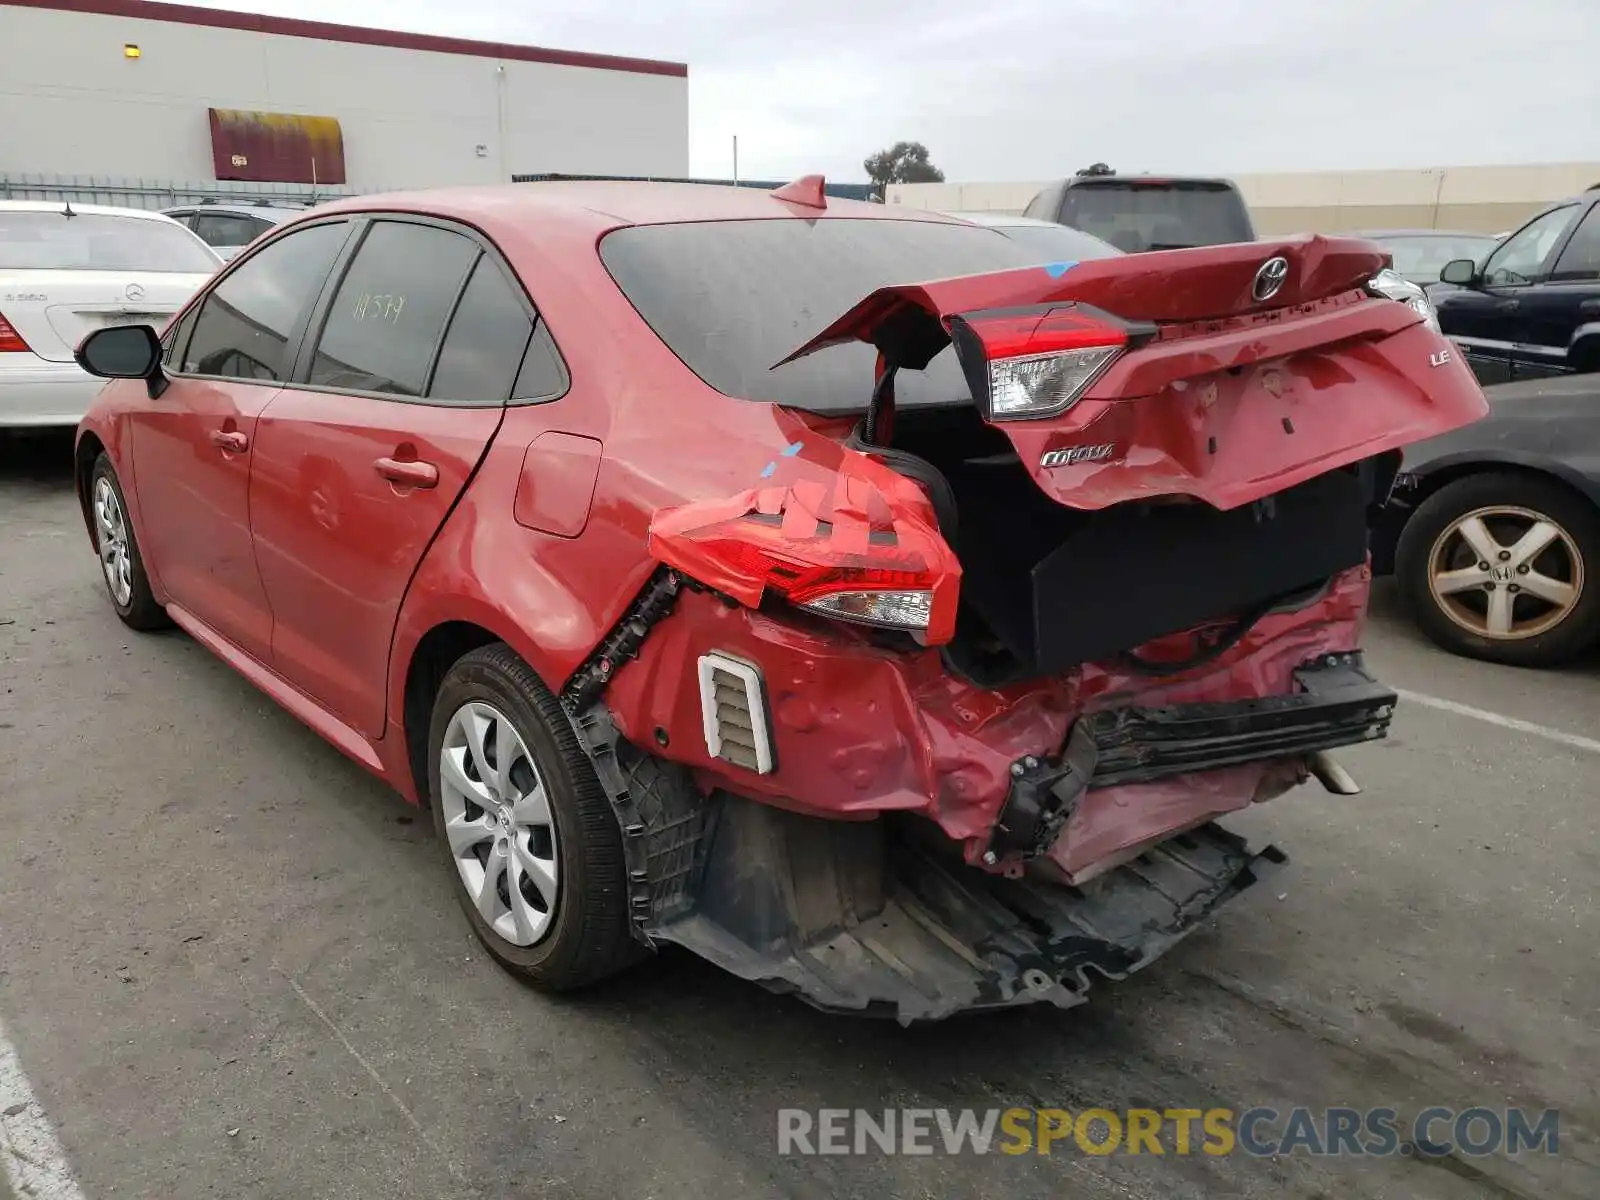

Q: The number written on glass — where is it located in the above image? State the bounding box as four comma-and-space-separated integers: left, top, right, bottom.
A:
353, 292, 405, 323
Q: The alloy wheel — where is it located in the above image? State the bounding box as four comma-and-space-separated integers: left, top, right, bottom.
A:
1427, 504, 1584, 640
93, 476, 134, 607
438, 701, 560, 947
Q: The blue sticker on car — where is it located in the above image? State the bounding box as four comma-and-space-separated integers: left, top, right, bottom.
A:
1043, 260, 1078, 279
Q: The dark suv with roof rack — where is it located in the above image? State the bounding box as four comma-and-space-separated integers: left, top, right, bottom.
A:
1022, 174, 1256, 253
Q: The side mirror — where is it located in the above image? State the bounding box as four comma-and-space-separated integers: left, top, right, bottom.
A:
1439, 258, 1479, 287
75, 324, 168, 398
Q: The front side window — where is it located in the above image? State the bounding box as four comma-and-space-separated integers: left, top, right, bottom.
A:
0, 211, 221, 273
308, 221, 479, 397
1483, 206, 1577, 286
181, 220, 349, 381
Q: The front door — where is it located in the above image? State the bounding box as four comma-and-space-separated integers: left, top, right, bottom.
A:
128, 219, 353, 661
248, 218, 538, 737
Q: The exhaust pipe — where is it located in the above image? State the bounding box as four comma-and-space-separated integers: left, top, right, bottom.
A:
1307, 750, 1361, 796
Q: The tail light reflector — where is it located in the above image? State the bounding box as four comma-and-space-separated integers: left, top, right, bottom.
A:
947, 304, 1132, 421
0, 312, 30, 354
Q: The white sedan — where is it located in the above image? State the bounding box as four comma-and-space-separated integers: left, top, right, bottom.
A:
0, 201, 221, 428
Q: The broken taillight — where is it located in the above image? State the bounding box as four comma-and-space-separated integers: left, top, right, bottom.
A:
648, 474, 963, 643
947, 304, 1136, 421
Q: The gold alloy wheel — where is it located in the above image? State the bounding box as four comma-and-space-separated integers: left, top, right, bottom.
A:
1426, 504, 1585, 640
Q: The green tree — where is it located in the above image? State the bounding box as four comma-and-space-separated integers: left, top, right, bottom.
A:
1075, 162, 1116, 177
863, 141, 946, 187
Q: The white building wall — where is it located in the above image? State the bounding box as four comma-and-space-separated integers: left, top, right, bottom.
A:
0, 4, 688, 188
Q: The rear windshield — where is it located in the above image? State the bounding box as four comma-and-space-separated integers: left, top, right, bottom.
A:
987, 222, 1121, 263
1369, 233, 1500, 281
600, 218, 1048, 413
0, 211, 220, 273
1059, 181, 1253, 252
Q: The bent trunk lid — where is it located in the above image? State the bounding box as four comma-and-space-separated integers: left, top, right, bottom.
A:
777, 234, 1489, 513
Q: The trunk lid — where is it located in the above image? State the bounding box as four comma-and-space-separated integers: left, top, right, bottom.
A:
0, 270, 208, 362
776, 235, 1489, 513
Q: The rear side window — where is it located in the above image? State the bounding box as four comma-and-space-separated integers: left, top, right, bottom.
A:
308, 221, 478, 397
1551, 204, 1600, 282
1059, 181, 1254, 251
182, 220, 348, 381
427, 256, 533, 403
0, 211, 221, 273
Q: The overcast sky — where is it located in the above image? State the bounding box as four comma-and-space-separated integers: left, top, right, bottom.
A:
204, 0, 1598, 182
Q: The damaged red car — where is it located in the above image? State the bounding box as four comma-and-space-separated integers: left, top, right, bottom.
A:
72, 179, 1487, 1021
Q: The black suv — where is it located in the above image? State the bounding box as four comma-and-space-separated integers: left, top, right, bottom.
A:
1434, 186, 1600, 384
1022, 175, 1255, 253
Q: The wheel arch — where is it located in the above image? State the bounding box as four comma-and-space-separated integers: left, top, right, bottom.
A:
398, 618, 508, 807
1407, 451, 1600, 519
73, 430, 106, 544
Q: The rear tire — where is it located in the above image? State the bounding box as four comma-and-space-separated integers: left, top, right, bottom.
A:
1395, 472, 1600, 667
427, 643, 643, 990
88, 453, 170, 632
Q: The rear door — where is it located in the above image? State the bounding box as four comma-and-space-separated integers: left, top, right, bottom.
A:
248, 217, 530, 737
1515, 199, 1600, 377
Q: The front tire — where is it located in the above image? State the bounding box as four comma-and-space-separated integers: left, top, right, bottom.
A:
88, 453, 170, 631
427, 643, 642, 990
1395, 472, 1600, 667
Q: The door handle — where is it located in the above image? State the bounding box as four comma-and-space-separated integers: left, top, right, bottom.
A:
1580, 299, 1600, 317
1493, 299, 1521, 312
209, 429, 249, 453
374, 456, 439, 489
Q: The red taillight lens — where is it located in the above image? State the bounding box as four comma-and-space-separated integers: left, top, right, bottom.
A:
649, 464, 962, 643
948, 304, 1129, 421
0, 312, 30, 354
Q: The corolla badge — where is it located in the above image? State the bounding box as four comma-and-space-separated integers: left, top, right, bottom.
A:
1041, 442, 1118, 469
1251, 256, 1290, 303
124, 283, 145, 301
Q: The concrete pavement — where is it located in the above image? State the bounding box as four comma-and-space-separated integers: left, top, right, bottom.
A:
2, 432, 1596, 1199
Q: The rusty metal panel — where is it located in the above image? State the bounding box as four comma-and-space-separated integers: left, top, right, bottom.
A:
209, 109, 347, 185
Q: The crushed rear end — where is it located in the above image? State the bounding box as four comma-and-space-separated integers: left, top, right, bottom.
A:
572, 235, 1487, 1021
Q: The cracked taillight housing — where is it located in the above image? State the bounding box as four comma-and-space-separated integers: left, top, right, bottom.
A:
947, 304, 1129, 421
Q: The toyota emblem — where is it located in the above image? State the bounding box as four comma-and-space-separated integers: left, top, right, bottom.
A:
1251, 256, 1289, 303
124, 283, 146, 302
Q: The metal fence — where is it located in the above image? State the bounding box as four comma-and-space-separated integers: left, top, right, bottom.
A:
513, 172, 882, 203
0, 172, 374, 212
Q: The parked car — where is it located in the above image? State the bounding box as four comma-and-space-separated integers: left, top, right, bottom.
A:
1348, 229, 1501, 289
162, 200, 317, 261
1433, 186, 1600, 384
0, 201, 221, 428
1022, 174, 1256, 252
1372, 372, 1600, 667
71, 180, 1485, 1021
943, 211, 1123, 262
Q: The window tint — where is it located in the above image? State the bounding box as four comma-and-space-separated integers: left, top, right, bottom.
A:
193, 211, 267, 249
1551, 205, 1600, 282
0, 211, 220, 272
309, 221, 478, 397
427, 256, 533, 402
181, 220, 348, 381
512, 322, 568, 401
1483, 206, 1576, 286
600, 218, 1043, 414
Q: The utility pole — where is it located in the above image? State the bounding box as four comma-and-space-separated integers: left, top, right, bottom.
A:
732, 135, 739, 186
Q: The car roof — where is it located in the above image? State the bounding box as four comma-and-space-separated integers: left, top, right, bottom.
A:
165, 202, 310, 217
1062, 174, 1241, 189
0, 200, 185, 221
312, 181, 965, 234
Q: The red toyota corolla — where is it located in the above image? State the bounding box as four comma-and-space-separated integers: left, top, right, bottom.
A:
72, 180, 1487, 1021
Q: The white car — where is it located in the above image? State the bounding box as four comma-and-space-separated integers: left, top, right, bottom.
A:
0, 201, 221, 428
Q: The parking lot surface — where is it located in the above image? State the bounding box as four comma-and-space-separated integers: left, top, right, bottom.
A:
2, 432, 1596, 1200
